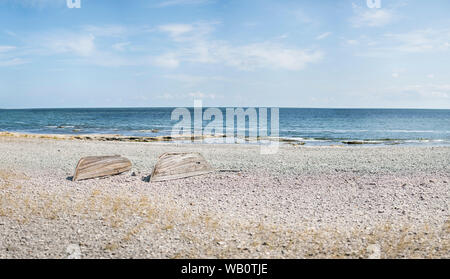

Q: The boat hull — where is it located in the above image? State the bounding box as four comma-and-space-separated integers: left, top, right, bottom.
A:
150, 152, 213, 182
73, 155, 132, 181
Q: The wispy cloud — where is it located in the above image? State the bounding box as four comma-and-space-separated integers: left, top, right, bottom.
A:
154, 52, 180, 68
157, 91, 221, 100
163, 74, 205, 86
82, 25, 128, 38
188, 91, 221, 99
158, 24, 194, 39
154, 40, 323, 71
156, 22, 323, 70
157, 93, 176, 100
401, 84, 450, 99
158, 21, 217, 42
345, 39, 360, 46
0, 45, 28, 66
215, 42, 323, 71
10, 20, 323, 71
45, 33, 96, 56
350, 4, 395, 27
163, 74, 229, 86
347, 28, 450, 56
112, 42, 131, 52
0, 57, 28, 66
383, 29, 450, 53
4, 30, 18, 37
0, 45, 16, 52
316, 32, 331, 40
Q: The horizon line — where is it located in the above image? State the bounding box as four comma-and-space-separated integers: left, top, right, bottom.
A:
0, 106, 449, 110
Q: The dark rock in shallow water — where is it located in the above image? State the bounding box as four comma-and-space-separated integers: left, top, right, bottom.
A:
342, 141, 365, 145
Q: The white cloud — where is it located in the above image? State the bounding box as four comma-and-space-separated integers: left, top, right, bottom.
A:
0, 45, 16, 52
346, 39, 359, 46
157, 22, 323, 71
316, 32, 331, 40
158, 24, 194, 39
4, 30, 18, 37
155, 41, 323, 71
157, 91, 221, 100
216, 42, 323, 71
346, 28, 450, 57
112, 42, 131, 52
0, 45, 28, 66
392, 73, 399, 78
18, 21, 323, 71
88, 53, 141, 67
351, 4, 395, 27
163, 74, 229, 86
158, 22, 217, 42
154, 53, 180, 68
383, 29, 450, 53
401, 84, 450, 99
46, 33, 95, 56
188, 91, 220, 99
82, 25, 128, 37
157, 93, 176, 100
0, 58, 28, 66
163, 74, 206, 85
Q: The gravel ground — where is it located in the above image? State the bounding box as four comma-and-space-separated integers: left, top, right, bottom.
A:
0, 136, 449, 258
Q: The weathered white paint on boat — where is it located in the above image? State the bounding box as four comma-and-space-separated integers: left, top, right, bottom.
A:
73, 155, 132, 181
150, 152, 213, 182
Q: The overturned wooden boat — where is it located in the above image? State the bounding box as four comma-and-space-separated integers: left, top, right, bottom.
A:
73, 155, 132, 181
150, 152, 213, 182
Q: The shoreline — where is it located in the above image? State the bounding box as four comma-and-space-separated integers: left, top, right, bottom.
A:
0, 136, 449, 258
1, 131, 449, 147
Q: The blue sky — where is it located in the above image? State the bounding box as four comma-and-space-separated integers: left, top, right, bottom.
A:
0, 0, 449, 108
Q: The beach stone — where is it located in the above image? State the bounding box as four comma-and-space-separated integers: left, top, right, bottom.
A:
367, 244, 381, 259
66, 244, 82, 259
0, 137, 448, 259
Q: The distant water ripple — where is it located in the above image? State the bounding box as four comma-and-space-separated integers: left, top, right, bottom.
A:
0, 108, 449, 146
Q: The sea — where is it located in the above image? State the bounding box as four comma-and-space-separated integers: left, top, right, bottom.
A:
0, 108, 449, 146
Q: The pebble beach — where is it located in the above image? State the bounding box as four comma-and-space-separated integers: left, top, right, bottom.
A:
0, 134, 449, 258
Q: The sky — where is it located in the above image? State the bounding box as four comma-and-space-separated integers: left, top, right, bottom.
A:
0, 0, 449, 109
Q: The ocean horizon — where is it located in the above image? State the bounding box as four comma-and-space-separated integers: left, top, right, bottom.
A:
1, 107, 449, 146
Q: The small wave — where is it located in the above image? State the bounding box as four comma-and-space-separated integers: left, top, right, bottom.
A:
138, 129, 160, 133
379, 130, 450, 133
279, 137, 332, 142
48, 125, 75, 129
342, 140, 386, 145
404, 139, 448, 143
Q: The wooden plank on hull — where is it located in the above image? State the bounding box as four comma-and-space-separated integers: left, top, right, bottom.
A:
150, 152, 213, 182
73, 155, 132, 181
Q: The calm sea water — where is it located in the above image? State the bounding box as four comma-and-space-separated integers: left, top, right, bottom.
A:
0, 108, 449, 146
